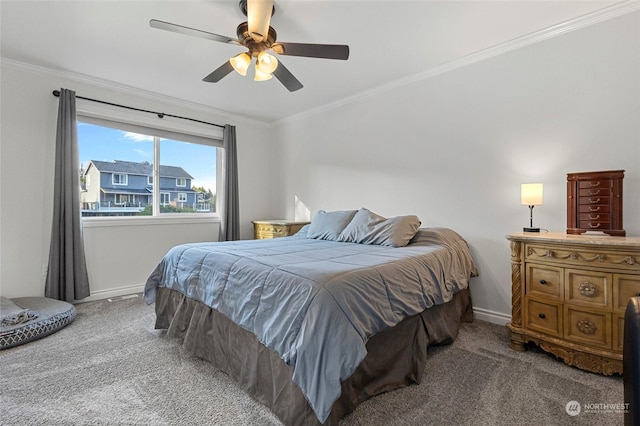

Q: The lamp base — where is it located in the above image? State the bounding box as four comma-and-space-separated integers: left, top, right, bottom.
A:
523, 227, 540, 233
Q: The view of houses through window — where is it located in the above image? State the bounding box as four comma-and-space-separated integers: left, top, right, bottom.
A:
78, 121, 218, 217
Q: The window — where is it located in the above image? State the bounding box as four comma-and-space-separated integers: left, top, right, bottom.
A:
112, 173, 128, 185
78, 117, 221, 218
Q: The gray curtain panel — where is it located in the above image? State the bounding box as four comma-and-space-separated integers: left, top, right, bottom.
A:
45, 88, 90, 302
218, 124, 240, 241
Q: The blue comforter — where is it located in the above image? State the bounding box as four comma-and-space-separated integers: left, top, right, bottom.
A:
143, 226, 477, 422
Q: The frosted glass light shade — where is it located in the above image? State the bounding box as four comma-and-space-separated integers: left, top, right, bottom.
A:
230, 53, 252, 76
256, 51, 278, 74
521, 183, 543, 206
254, 65, 272, 81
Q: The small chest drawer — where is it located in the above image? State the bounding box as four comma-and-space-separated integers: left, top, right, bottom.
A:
578, 187, 609, 197
578, 213, 610, 222
564, 306, 611, 349
525, 298, 562, 337
578, 204, 610, 214
526, 264, 563, 300
578, 196, 610, 207
578, 179, 610, 189
564, 269, 611, 309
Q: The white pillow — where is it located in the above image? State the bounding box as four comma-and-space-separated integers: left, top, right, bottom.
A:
306, 209, 358, 241
337, 208, 421, 247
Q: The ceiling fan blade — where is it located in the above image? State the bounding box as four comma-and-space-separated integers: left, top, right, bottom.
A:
247, 0, 274, 43
272, 61, 303, 92
150, 19, 241, 46
272, 42, 349, 60
202, 61, 235, 83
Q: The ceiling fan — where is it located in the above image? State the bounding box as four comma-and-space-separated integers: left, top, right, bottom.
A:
150, 0, 350, 92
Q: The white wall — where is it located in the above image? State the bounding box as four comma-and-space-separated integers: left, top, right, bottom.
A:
269, 12, 640, 323
0, 63, 273, 300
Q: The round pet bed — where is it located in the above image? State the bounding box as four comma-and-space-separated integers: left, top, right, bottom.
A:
0, 297, 76, 350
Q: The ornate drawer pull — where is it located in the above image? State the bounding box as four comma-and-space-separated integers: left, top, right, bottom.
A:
578, 281, 598, 297
577, 319, 597, 335
589, 190, 600, 195
588, 223, 601, 229
538, 313, 546, 319
588, 206, 601, 212
588, 214, 600, 220
589, 198, 601, 204
539, 279, 547, 285
589, 181, 601, 187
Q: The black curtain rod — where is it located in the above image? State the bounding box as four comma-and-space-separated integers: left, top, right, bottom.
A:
52, 90, 225, 129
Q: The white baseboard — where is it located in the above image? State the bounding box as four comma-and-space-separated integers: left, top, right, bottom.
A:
473, 307, 511, 325
79, 283, 145, 304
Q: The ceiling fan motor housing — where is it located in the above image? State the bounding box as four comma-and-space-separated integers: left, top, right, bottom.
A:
237, 21, 277, 56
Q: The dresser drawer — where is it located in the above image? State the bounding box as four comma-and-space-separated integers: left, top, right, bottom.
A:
526, 264, 563, 300
525, 244, 640, 272
525, 298, 562, 337
564, 306, 611, 349
612, 273, 640, 312
578, 179, 610, 189
565, 269, 611, 309
613, 313, 625, 352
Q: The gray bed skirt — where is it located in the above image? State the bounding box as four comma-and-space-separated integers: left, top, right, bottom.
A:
154, 287, 473, 425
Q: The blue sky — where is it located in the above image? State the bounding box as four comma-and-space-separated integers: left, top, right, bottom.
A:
78, 122, 217, 193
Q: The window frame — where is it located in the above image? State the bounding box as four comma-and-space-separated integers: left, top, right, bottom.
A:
76, 102, 223, 225
112, 173, 128, 186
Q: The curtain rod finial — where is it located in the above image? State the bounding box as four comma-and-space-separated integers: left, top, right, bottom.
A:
52, 90, 61, 97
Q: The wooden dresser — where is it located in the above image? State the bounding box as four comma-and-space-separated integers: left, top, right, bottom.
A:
507, 232, 640, 375
252, 220, 310, 239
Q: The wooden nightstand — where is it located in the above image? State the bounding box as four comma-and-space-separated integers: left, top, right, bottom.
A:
507, 231, 640, 375
252, 220, 310, 239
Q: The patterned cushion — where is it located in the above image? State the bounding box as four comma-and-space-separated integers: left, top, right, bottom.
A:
0, 297, 76, 350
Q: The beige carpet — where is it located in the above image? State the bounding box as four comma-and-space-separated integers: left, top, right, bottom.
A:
0, 295, 624, 425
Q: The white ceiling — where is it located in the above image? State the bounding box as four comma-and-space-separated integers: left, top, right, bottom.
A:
0, 0, 629, 123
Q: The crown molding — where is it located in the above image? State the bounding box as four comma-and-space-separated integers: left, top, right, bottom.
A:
274, 0, 640, 126
0, 57, 271, 128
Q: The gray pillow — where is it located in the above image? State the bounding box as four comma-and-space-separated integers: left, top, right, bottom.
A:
338, 208, 421, 247
306, 209, 357, 241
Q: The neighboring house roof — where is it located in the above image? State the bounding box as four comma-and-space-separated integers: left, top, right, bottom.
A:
86, 160, 194, 179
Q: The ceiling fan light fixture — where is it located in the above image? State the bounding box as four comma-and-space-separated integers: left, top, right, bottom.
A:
256, 51, 278, 74
230, 52, 251, 76
254, 65, 273, 82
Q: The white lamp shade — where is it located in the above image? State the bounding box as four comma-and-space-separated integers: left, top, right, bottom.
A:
521, 183, 543, 206
256, 51, 278, 74
230, 53, 251, 76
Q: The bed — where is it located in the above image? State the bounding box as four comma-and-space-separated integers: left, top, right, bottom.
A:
143, 208, 477, 425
